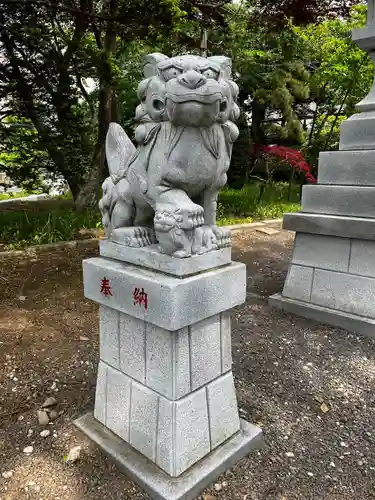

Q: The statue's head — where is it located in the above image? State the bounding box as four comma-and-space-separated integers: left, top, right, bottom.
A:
136, 53, 240, 127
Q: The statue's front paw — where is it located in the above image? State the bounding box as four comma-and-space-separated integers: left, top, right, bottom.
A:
192, 225, 218, 255
111, 226, 157, 247
212, 226, 231, 248
173, 249, 192, 258
183, 203, 204, 230
191, 225, 231, 255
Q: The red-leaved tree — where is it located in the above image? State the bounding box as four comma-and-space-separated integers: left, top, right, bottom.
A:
262, 145, 317, 183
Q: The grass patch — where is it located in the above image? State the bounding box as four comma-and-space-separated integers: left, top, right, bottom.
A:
217, 182, 301, 225
0, 182, 301, 250
0, 207, 101, 250
0, 190, 38, 201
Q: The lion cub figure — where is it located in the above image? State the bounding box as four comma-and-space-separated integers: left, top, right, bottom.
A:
99, 53, 240, 258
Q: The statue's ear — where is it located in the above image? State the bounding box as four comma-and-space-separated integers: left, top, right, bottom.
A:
208, 56, 232, 79
143, 53, 169, 78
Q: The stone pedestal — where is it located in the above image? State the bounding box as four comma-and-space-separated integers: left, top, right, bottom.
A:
270, 6, 375, 337
75, 240, 262, 500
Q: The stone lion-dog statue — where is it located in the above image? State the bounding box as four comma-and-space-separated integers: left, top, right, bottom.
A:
99, 53, 240, 258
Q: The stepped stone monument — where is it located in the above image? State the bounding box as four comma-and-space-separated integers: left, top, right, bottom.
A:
270, 1, 375, 336
75, 53, 262, 500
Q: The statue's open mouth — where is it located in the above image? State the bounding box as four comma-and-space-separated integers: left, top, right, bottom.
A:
165, 92, 223, 104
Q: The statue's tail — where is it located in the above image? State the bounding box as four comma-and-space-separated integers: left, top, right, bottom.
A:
100, 123, 137, 234
106, 122, 137, 184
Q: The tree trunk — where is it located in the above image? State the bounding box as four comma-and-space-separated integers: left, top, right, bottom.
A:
249, 98, 266, 182
75, 0, 117, 209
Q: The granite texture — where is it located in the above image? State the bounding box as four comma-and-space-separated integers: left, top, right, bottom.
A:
98, 310, 236, 401
106, 363, 131, 442
349, 240, 375, 277
318, 150, 375, 186
94, 361, 107, 425
74, 413, 263, 500
282, 264, 314, 303
270, 0, 375, 336
270, 293, 375, 338
206, 372, 240, 450
173, 327, 191, 399
99, 54, 240, 258
99, 306, 120, 369
189, 315, 222, 391
94, 361, 244, 477
302, 185, 375, 218
339, 111, 375, 150
283, 212, 375, 241
173, 388, 211, 476
82, 116, 255, 489
119, 313, 146, 383
100, 240, 232, 277
292, 233, 350, 272
311, 269, 375, 319
83, 257, 246, 330
220, 312, 232, 373
146, 324, 174, 397
129, 382, 159, 462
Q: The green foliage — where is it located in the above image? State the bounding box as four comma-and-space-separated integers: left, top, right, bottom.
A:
0, 0, 371, 203
0, 190, 36, 201
0, 206, 100, 250
218, 182, 301, 222
222, 9, 310, 144
0, 183, 300, 249
0, 117, 55, 192
296, 5, 373, 169
228, 112, 251, 189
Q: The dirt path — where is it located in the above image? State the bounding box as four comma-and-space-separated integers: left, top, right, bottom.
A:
1, 229, 375, 500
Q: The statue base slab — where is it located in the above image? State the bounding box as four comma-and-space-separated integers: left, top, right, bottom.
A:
74, 413, 262, 500
270, 293, 375, 337
270, 225, 375, 337
99, 239, 232, 277
83, 257, 245, 331
79, 254, 262, 497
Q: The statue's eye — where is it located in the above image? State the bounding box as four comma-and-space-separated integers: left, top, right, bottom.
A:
202, 68, 219, 80
162, 67, 182, 81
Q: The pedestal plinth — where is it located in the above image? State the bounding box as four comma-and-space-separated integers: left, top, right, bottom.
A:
75, 240, 262, 499
270, 11, 375, 337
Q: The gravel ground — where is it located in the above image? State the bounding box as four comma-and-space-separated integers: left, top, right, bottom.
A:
1, 227, 375, 500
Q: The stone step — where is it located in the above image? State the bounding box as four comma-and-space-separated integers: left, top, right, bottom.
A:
318, 150, 375, 186
283, 212, 375, 241
301, 185, 375, 218
340, 112, 375, 151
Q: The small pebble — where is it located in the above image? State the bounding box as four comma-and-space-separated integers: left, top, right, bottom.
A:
214, 483, 222, 492
66, 446, 81, 463
37, 410, 49, 426
307, 472, 314, 477
48, 410, 59, 421
23, 446, 33, 455
2, 471, 13, 479
40, 430, 51, 438
42, 396, 57, 408
285, 452, 295, 458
